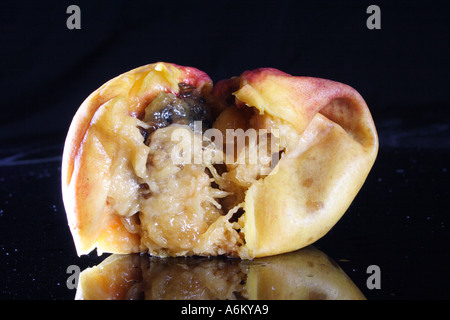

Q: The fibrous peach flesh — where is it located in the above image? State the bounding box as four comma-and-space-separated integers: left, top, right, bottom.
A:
107, 82, 297, 258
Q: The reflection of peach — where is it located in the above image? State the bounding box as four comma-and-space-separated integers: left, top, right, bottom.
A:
76, 246, 365, 300
62, 62, 378, 259
245, 246, 365, 300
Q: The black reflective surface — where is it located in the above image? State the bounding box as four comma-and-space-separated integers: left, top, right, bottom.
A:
0, 140, 449, 299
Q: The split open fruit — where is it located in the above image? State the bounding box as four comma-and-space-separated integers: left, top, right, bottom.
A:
61, 62, 378, 259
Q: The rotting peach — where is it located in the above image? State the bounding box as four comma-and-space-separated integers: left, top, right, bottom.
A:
62, 62, 378, 259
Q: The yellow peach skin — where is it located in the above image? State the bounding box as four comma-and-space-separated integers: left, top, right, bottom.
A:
62, 62, 378, 258
230, 68, 378, 257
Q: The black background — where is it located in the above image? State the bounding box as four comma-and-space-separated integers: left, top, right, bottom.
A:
0, 0, 449, 300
